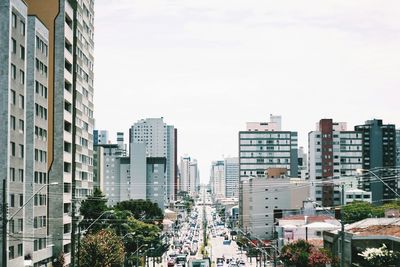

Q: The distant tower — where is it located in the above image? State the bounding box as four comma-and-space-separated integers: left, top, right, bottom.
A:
117, 132, 124, 150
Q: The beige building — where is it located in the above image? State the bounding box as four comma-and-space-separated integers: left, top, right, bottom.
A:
240, 174, 310, 240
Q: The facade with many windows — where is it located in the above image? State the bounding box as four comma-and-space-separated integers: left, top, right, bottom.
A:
355, 119, 397, 203
309, 119, 363, 206
1, 0, 96, 265
0, 1, 54, 265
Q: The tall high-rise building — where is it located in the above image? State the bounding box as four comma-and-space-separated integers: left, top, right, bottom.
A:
179, 156, 191, 193
225, 157, 239, 198
355, 119, 397, 203
130, 118, 177, 204
189, 159, 200, 195
1, 2, 52, 265
210, 160, 225, 199
297, 147, 308, 179
238, 116, 298, 239
239, 116, 298, 179
309, 119, 363, 206
396, 130, 400, 168
1, 0, 95, 265
179, 156, 199, 196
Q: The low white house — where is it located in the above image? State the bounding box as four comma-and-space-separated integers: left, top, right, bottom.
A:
344, 188, 372, 204
277, 215, 341, 245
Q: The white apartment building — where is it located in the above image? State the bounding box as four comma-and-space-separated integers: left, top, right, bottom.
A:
298, 147, 308, 179
179, 156, 191, 193
189, 159, 200, 195
179, 156, 199, 196
1, 0, 96, 265
309, 119, 363, 207
240, 176, 310, 239
1, 2, 53, 265
94, 144, 128, 206
130, 118, 177, 204
210, 160, 225, 199
344, 188, 372, 204
396, 130, 400, 167
225, 157, 239, 198
239, 116, 298, 179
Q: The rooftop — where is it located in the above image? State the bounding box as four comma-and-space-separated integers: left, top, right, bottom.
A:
349, 225, 400, 238
280, 215, 335, 223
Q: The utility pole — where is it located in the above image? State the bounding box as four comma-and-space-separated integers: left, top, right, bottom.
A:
340, 183, 345, 267
77, 226, 81, 267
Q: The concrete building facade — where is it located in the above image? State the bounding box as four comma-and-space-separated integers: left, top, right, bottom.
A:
130, 118, 177, 203
146, 157, 167, 210
240, 175, 310, 239
1, 0, 96, 265
210, 160, 225, 199
355, 119, 397, 203
93, 129, 108, 145
179, 156, 191, 193
189, 159, 200, 195
308, 119, 363, 206
396, 129, 400, 168
239, 116, 298, 180
225, 157, 239, 198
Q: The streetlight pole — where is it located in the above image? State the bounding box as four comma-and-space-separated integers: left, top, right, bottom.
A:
1, 182, 58, 267
340, 183, 345, 267
77, 210, 114, 267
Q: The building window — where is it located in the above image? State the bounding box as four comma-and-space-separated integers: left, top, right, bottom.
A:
18, 169, 23, 182
19, 45, 25, 60
18, 119, 24, 133
20, 20, 25, 36
11, 64, 16, 79
17, 244, 23, 257
10, 194, 15, 207
9, 168, 15, 181
17, 218, 23, 232
11, 38, 16, 53
18, 94, 24, 109
12, 12, 17, 28
19, 70, 24, 84
10, 115, 15, 130
10, 89, 16, 105
9, 220, 15, 233
19, 144, 24, 158
10, 142, 15, 156
9, 246, 14, 259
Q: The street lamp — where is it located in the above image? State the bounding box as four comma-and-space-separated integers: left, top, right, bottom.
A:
81, 210, 114, 234
77, 210, 114, 267
134, 244, 148, 267
2, 181, 58, 267
122, 232, 146, 267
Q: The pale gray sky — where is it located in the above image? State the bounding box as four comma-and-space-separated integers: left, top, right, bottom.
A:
94, 0, 400, 183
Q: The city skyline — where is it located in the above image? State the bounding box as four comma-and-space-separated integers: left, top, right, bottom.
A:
94, 0, 400, 183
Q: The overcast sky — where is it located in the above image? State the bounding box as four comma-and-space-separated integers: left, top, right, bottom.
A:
94, 0, 400, 183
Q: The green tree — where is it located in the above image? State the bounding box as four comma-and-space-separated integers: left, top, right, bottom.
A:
342, 201, 384, 224
106, 209, 167, 265
114, 199, 163, 224
80, 229, 125, 267
79, 188, 109, 232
